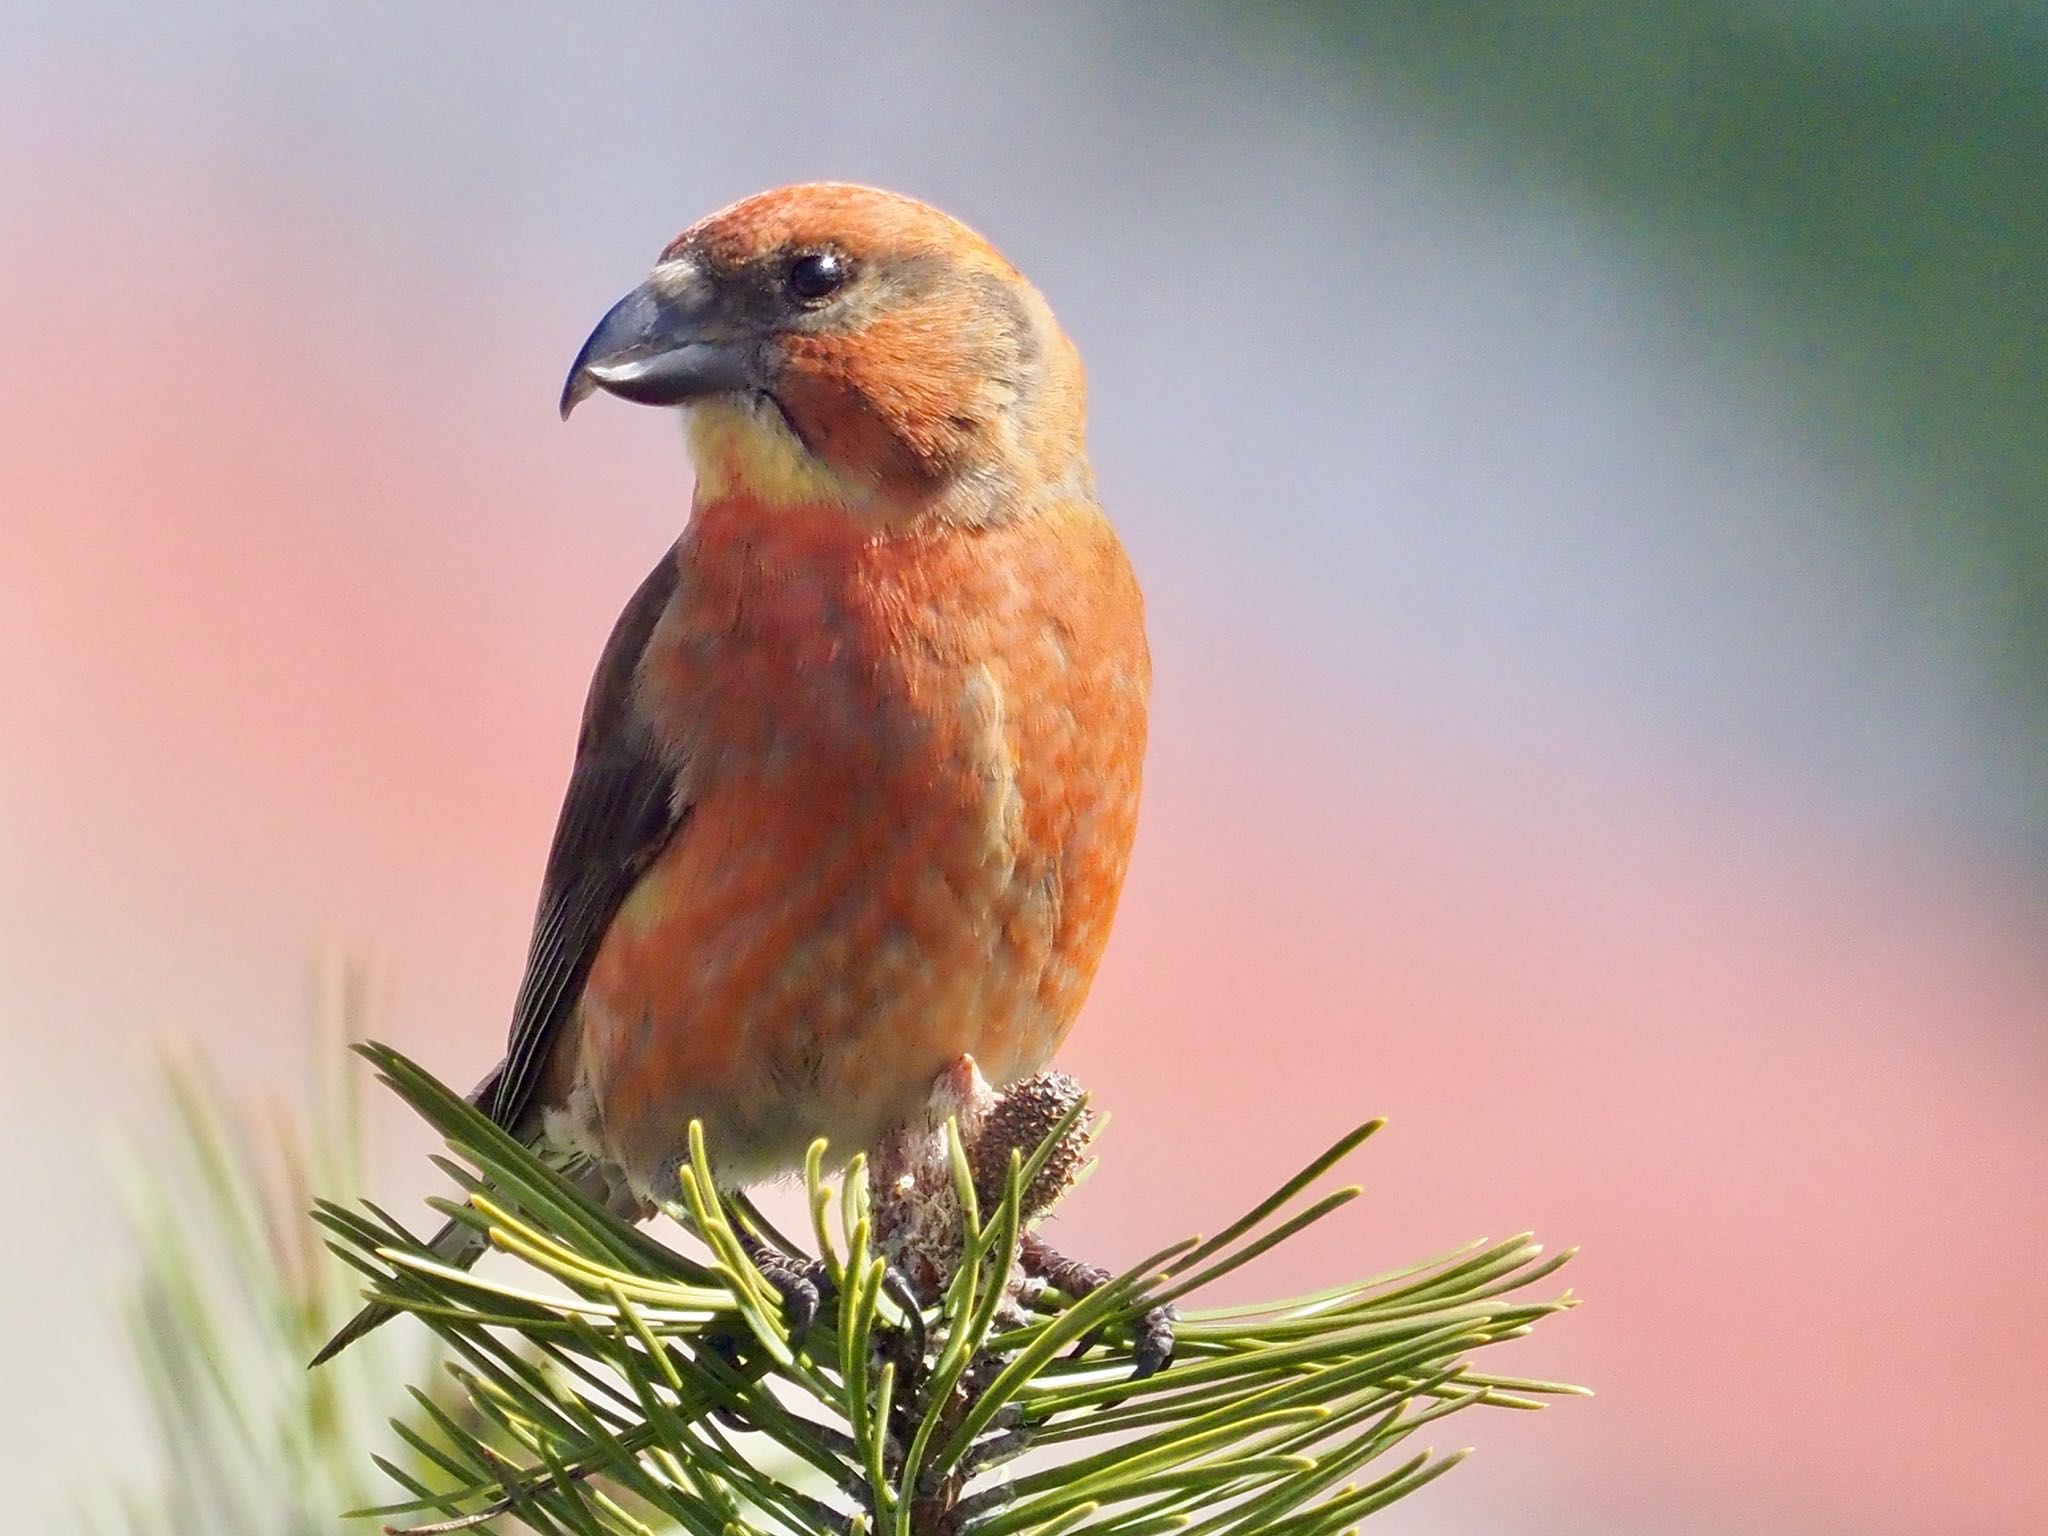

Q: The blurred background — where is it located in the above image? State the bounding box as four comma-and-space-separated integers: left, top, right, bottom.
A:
4, 3, 2046, 1533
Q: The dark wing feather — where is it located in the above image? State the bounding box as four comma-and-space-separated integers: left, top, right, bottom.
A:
488, 542, 690, 1131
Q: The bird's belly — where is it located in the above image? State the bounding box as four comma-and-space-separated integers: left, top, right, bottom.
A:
565, 688, 1081, 1197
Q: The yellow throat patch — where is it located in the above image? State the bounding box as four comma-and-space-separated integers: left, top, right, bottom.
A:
686, 399, 869, 508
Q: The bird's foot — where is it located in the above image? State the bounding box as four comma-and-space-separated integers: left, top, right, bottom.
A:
736, 1230, 930, 1361
737, 1230, 831, 1342
1019, 1231, 1177, 1379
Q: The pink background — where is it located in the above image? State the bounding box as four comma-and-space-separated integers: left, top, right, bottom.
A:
5, 8, 2044, 1534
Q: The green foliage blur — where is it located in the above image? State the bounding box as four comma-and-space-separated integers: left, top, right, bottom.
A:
1237, 1, 2048, 765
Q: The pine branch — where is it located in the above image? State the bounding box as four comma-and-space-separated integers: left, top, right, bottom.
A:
318, 1045, 1585, 1535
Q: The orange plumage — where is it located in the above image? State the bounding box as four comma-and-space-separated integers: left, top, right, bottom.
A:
575, 486, 1145, 1190
318, 182, 1147, 1361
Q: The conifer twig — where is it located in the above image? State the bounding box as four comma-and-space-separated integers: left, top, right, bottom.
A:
315, 1043, 1585, 1535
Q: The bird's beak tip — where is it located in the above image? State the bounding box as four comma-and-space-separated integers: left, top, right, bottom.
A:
559, 368, 595, 422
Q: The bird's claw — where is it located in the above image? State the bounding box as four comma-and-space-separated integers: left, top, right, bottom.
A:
694, 1330, 761, 1431
879, 1262, 931, 1362
739, 1236, 832, 1344
1130, 1301, 1178, 1379
738, 1234, 928, 1361
1060, 1298, 1177, 1378
1019, 1233, 1176, 1379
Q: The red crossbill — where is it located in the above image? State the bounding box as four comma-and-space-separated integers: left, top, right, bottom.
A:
317, 183, 1151, 1364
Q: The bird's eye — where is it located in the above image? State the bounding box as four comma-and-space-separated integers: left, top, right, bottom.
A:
786, 251, 849, 303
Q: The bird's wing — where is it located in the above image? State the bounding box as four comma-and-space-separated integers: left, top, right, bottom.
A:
488, 542, 691, 1131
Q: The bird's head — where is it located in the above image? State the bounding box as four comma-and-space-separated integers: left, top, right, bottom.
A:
562, 183, 1089, 525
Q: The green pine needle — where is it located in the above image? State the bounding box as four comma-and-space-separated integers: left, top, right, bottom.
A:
311, 1042, 1584, 1535
76, 971, 495, 1536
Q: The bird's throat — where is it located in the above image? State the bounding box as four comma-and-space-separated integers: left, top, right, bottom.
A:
686, 399, 868, 512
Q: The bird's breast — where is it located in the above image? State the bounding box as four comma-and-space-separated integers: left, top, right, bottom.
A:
576, 492, 1148, 1190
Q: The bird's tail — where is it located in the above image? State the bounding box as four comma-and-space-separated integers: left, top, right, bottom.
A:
311, 1056, 511, 1368
310, 1211, 490, 1366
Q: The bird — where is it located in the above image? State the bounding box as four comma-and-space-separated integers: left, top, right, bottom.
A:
314, 182, 1152, 1368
